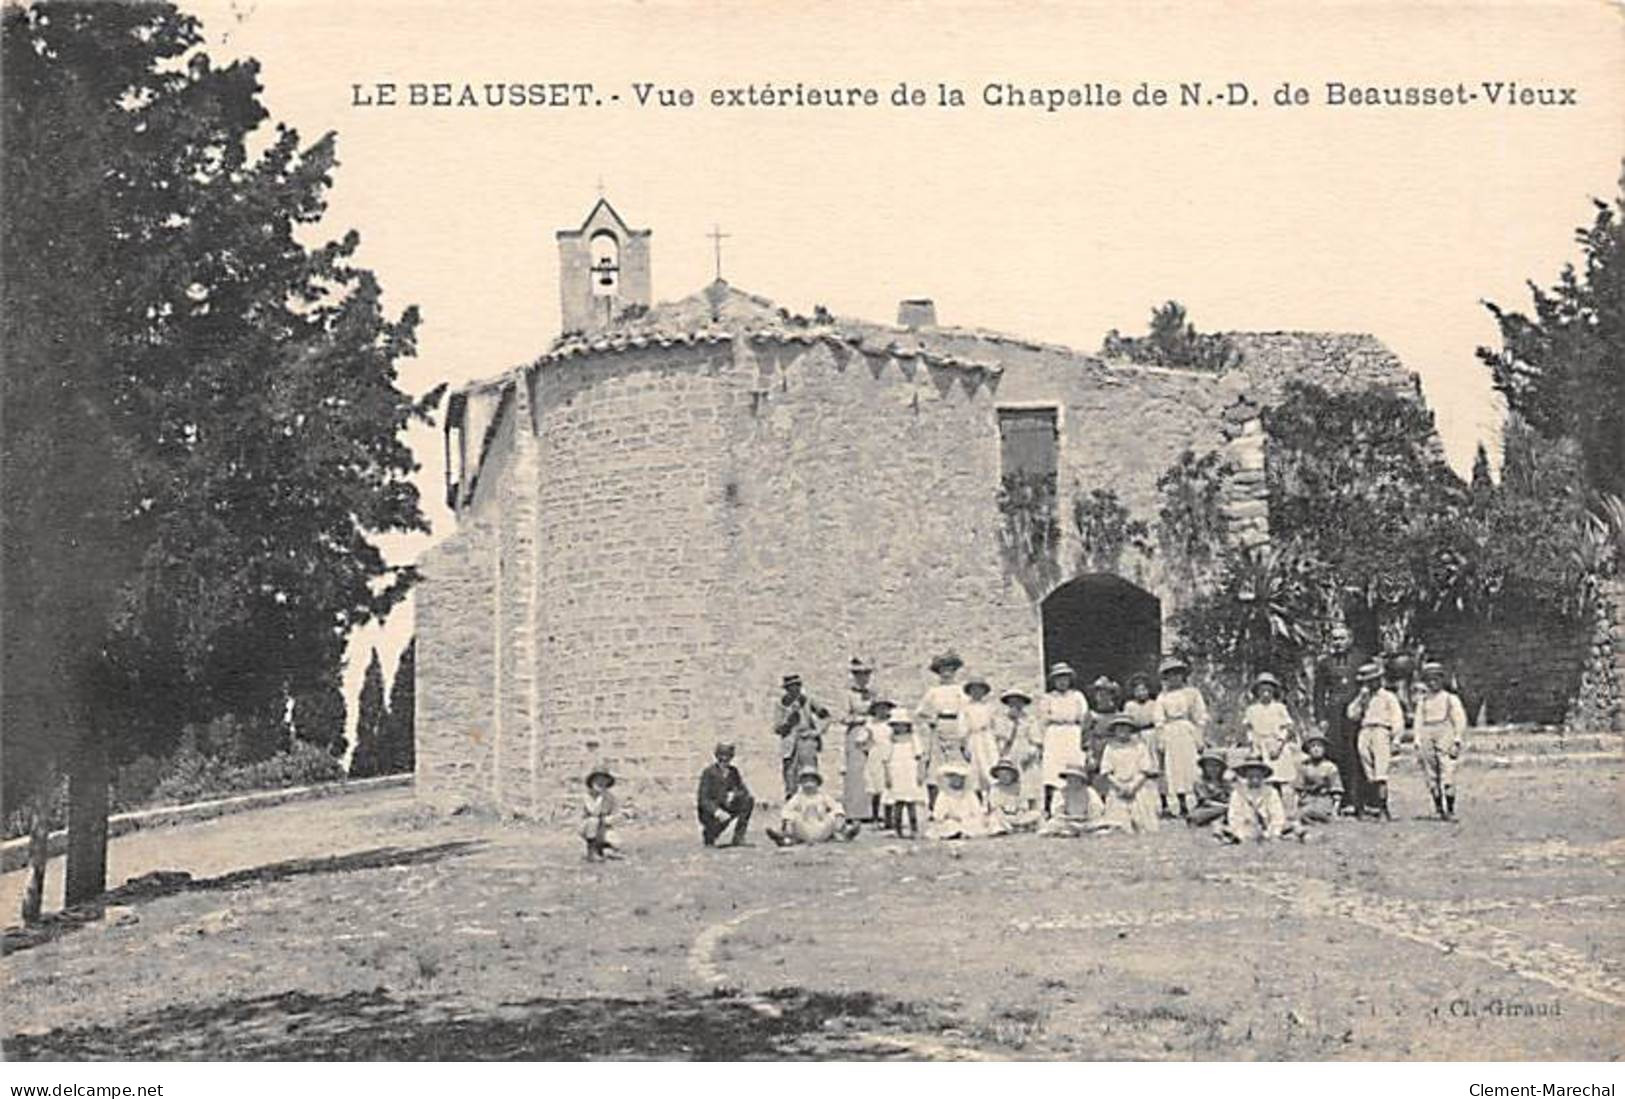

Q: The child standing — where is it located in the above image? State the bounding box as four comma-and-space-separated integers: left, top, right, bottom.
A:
987, 758, 1040, 832
1294, 734, 1344, 824
1151, 656, 1207, 818
1213, 756, 1290, 844
1187, 749, 1232, 827
580, 763, 624, 861
994, 687, 1043, 811
1244, 672, 1300, 819
1413, 660, 1467, 821
1096, 715, 1161, 834
1347, 661, 1404, 820
880, 707, 926, 838
961, 672, 1002, 793
858, 698, 895, 824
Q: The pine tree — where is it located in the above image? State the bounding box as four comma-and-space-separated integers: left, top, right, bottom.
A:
381, 638, 417, 775
2, 2, 440, 907
1478, 164, 1625, 498
349, 650, 387, 778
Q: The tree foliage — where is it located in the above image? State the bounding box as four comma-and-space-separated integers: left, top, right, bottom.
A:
1101, 301, 1242, 373
1155, 448, 1234, 588
1, 1, 438, 905
1072, 488, 1151, 576
348, 649, 387, 778
1478, 165, 1625, 499
380, 638, 417, 775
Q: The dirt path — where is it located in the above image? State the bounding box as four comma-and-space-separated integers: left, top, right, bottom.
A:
5, 762, 1622, 1059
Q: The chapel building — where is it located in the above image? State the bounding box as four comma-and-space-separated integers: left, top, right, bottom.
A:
415, 198, 1424, 816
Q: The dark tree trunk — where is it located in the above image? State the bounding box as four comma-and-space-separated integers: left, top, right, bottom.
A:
20, 786, 52, 924
64, 729, 108, 907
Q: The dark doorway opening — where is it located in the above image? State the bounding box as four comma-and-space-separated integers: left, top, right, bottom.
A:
1041, 575, 1161, 687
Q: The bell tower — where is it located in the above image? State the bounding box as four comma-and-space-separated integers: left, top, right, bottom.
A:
556, 198, 652, 335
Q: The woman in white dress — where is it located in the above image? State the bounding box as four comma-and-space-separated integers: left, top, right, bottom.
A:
960, 671, 1001, 793
1151, 656, 1208, 818
1037, 662, 1090, 817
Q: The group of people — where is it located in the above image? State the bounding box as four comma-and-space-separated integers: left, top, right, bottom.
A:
577, 646, 1469, 858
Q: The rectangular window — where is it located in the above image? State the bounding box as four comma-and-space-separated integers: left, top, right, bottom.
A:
998, 407, 1058, 478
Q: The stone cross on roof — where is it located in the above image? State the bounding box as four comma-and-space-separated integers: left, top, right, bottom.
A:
707, 223, 731, 282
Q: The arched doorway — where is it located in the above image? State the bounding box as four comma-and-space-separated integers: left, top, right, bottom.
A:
1041, 575, 1161, 687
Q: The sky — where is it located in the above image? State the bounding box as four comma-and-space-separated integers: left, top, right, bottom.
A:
178, 0, 1625, 710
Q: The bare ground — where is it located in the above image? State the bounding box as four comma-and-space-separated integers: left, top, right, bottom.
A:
3, 757, 1621, 1060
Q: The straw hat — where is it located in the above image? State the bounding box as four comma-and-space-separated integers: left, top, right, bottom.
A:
796, 767, 824, 785
887, 707, 915, 727
849, 656, 874, 675
928, 650, 965, 673
1000, 687, 1033, 705
1300, 733, 1330, 752
868, 697, 896, 717
1106, 713, 1140, 735
962, 671, 992, 694
1159, 655, 1190, 676
1233, 755, 1273, 778
1356, 662, 1383, 683
1198, 748, 1228, 768
585, 762, 616, 787
991, 758, 1021, 782
939, 761, 971, 781
1252, 672, 1282, 692
781, 672, 803, 688
1047, 661, 1076, 682
1059, 763, 1091, 781
1421, 660, 1446, 678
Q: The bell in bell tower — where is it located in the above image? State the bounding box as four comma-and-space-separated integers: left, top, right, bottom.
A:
556, 197, 652, 335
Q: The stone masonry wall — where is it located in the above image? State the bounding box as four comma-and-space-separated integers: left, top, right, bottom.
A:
416, 332, 1256, 817
1570, 579, 1624, 732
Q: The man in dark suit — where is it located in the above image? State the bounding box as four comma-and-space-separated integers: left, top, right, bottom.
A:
1313, 626, 1363, 813
697, 742, 754, 847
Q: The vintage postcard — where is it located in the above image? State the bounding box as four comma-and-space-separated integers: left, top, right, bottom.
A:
3, 0, 1623, 1077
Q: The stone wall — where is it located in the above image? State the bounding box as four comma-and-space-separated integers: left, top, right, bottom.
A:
418, 328, 1257, 817
1569, 579, 1624, 732
1421, 601, 1590, 726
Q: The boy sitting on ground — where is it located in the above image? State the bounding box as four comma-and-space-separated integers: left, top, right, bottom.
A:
1294, 735, 1344, 825
766, 768, 862, 847
1213, 755, 1295, 844
1186, 749, 1231, 827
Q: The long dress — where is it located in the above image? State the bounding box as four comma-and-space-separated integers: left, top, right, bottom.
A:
1152, 686, 1208, 796
995, 710, 1044, 804
1097, 739, 1160, 833
916, 680, 968, 789
1244, 699, 1299, 790
961, 699, 1001, 792
860, 719, 890, 797
879, 729, 926, 806
841, 684, 876, 818
1037, 688, 1089, 790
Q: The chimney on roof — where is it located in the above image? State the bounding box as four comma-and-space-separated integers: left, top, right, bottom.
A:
897, 299, 937, 328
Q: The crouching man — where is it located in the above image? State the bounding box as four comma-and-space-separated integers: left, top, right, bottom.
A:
766, 768, 861, 847
697, 742, 754, 847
